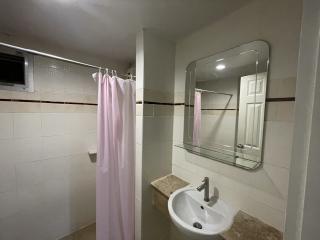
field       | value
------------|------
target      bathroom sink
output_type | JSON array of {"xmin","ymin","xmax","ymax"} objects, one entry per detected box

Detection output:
[{"xmin": 168, "ymin": 186, "xmax": 235, "ymax": 240}]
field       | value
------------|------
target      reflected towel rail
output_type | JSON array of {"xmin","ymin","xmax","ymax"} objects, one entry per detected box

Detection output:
[{"xmin": 195, "ymin": 88, "xmax": 233, "ymax": 96}]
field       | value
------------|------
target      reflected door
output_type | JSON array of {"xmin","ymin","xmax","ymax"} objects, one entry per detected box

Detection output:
[{"xmin": 237, "ymin": 72, "xmax": 266, "ymax": 157}]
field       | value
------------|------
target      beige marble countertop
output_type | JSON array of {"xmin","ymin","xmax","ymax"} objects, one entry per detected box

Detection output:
[
  {"xmin": 151, "ymin": 174, "xmax": 189, "ymax": 198},
  {"xmin": 222, "ymin": 211, "xmax": 283, "ymax": 240}
]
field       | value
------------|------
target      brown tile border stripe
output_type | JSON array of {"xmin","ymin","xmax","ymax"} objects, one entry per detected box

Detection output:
[
  {"xmin": 136, "ymin": 101, "xmax": 184, "ymax": 105},
  {"xmin": 202, "ymin": 108, "xmax": 238, "ymax": 111},
  {"xmin": 0, "ymin": 98, "xmax": 98, "ymax": 106},
  {"xmin": 266, "ymin": 97, "xmax": 295, "ymax": 102},
  {"xmin": 2, "ymin": 97, "xmax": 294, "ymax": 107},
  {"xmin": 136, "ymin": 97, "xmax": 295, "ymax": 106}
]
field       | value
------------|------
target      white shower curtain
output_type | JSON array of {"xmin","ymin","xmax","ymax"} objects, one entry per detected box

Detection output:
[{"xmin": 93, "ymin": 72, "xmax": 135, "ymax": 240}]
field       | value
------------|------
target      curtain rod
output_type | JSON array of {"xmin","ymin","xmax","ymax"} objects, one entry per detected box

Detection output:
[{"xmin": 0, "ymin": 42, "xmax": 135, "ymax": 79}]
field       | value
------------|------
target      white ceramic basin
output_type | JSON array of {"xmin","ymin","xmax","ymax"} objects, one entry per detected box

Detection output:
[{"xmin": 168, "ymin": 186, "xmax": 235, "ymax": 240}]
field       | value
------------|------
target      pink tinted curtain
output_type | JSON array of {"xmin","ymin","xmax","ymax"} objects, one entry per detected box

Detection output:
[
  {"xmin": 93, "ymin": 72, "xmax": 135, "ymax": 240},
  {"xmin": 193, "ymin": 91, "xmax": 201, "ymax": 146}
]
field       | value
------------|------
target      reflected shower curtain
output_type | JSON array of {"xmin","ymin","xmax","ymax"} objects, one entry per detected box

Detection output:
[
  {"xmin": 93, "ymin": 72, "xmax": 135, "ymax": 240},
  {"xmin": 193, "ymin": 91, "xmax": 201, "ymax": 146}
]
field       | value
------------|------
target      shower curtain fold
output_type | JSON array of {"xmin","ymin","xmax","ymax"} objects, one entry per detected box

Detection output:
[{"xmin": 93, "ymin": 72, "xmax": 135, "ymax": 240}]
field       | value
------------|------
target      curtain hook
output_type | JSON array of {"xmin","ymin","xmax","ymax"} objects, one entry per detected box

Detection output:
[
  {"xmin": 114, "ymin": 70, "xmax": 118, "ymax": 77},
  {"xmin": 105, "ymin": 68, "xmax": 109, "ymax": 75}
]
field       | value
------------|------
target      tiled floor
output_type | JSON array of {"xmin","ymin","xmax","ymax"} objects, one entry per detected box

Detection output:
[{"xmin": 60, "ymin": 224, "xmax": 96, "ymax": 240}]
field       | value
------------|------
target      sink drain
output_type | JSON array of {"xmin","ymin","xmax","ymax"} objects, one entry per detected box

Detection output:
[{"xmin": 193, "ymin": 222, "xmax": 202, "ymax": 229}]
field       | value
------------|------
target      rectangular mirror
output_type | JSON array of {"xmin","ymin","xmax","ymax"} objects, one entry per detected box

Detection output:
[{"xmin": 178, "ymin": 40, "xmax": 269, "ymax": 170}]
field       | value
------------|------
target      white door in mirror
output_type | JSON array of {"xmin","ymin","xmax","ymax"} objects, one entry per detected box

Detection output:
[
  {"xmin": 237, "ymin": 72, "xmax": 267, "ymax": 157},
  {"xmin": 168, "ymin": 186, "xmax": 236, "ymax": 240}
]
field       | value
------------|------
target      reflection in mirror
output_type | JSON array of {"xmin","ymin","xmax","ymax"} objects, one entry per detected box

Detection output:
[{"xmin": 179, "ymin": 41, "xmax": 269, "ymax": 170}]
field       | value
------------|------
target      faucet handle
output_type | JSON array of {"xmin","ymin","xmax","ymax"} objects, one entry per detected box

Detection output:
[{"xmin": 202, "ymin": 177, "xmax": 209, "ymax": 183}]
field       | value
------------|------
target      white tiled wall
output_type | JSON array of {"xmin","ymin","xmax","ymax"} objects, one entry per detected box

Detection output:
[
  {"xmin": 0, "ymin": 55, "xmax": 98, "ymax": 103},
  {"xmin": 172, "ymin": 0, "xmax": 301, "ymax": 233},
  {"xmin": 0, "ymin": 56, "xmax": 98, "ymax": 240},
  {"xmin": 134, "ymin": 0, "xmax": 301, "ymax": 237},
  {"xmin": 135, "ymin": 30, "xmax": 176, "ymax": 240}
]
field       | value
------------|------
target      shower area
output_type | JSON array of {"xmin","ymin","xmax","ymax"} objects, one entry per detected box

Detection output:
[{"xmin": 0, "ymin": 43, "xmax": 135, "ymax": 240}]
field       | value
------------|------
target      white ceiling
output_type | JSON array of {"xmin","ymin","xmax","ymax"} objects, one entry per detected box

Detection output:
[{"xmin": 0, "ymin": 0, "xmax": 253, "ymax": 65}]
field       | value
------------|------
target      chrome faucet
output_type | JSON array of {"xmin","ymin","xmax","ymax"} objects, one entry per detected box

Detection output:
[{"xmin": 197, "ymin": 177, "xmax": 210, "ymax": 202}]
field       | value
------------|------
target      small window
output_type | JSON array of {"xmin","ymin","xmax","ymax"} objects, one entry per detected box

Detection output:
[
  {"xmin": 0, "ymin": 47, "xmax": 34, "ymax": 92},
  {"xmin": 0, "ymin": 52, "xmax": 25, "ymax": 85}
]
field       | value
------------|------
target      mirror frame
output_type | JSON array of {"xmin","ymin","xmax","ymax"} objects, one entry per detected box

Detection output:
[{"xmin": 179, "ymin": 40, "xmax": 270, "ymax": 171}]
